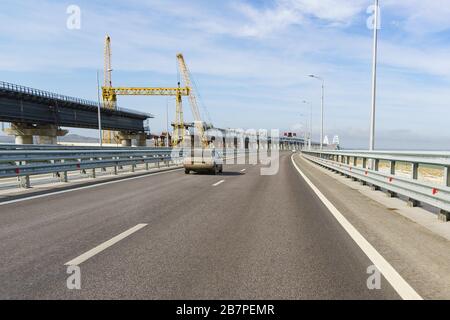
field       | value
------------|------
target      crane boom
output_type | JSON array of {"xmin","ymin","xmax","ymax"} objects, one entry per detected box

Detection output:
[
  {"xmin": 102, "ymin": 87, "xmax": 189, "ymax": 97},
  {"xmin": 176, "ymin": 53, "xmax": 209, "ymax": 148}
]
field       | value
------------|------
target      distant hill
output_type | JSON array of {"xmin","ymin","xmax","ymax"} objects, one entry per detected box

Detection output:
[{"xmin": 59, "ymin": 134, "xmax": 98, "ymax": 143}]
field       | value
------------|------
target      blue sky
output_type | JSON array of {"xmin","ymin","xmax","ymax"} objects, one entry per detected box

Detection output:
[{"xmin": 1, "ymin": 0, "xmax": 450, "ymax": 149}]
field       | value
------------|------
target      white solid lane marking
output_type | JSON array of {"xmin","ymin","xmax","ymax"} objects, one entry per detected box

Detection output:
[
  {"xmin": 212, "ymin": 180, "xmax": 225, "ymax": 187},
  {"xmin": 64, "ymin": 224, "xmax": 148, "ymax": 266},
  {"xmin": 291, "ymin": 154, "xmax": 422, "ymax": 300},
  {"xmin": 240, "ymin": 169, "xmax": 246, "ymax": 172},
  {"xmin": 0, "ymin": 168, "xmax": 183, "ymax": 206}
]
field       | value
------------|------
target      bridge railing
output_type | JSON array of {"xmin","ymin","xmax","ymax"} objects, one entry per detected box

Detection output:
[{"xmin": 302, "ymin": 150, "xmax": 450, "ymax": 218}]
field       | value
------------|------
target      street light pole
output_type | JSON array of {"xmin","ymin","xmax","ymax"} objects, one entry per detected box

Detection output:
[
  {"xmin": 369, "ymin": 0, "xmax": 379, "ymax": 151},
  {"xmin": 308, "ymin": 75, "xmax": 324, "ymax": 150},
  {"xmin": 302, "ymin": 100, "xmax": 312, "ymax": 150}
]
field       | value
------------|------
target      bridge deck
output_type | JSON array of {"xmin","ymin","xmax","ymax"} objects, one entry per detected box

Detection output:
[{"xmin": 0, "ymin": 81, "xmax": 152, "ymax": 132}]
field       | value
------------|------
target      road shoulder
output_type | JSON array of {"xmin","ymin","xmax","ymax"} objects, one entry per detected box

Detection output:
[{"xmin": 293, "ymin": 153, "xmax": 450, "ymax": 300}]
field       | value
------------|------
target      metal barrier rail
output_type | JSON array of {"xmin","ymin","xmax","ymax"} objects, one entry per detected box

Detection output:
[
  {"xmin": 302, "ymin": 150, "xmax": 450, "ymax": 220},
  {"xmin": 0, "ymin": 144, "xmax": 174, "ymax": 151},
  {"xmin": 0, "ymin": 148, "xmax": 179, "ymax": 188},
  {"xmin": 0, "ymin": 147, "xmax": 255, "ymax": 189}
]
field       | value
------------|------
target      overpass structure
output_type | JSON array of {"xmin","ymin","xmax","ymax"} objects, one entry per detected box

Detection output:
[{"xmin": 0, "ymin": 81, "xmax": 152, "ymax": 145}]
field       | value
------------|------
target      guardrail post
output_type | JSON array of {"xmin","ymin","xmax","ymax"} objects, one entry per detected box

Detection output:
[
  {"xmin": 362, "ymin": 158, "xmax": 367, "ymax": 169},
  {"xmin": 375, "ymin": 159, "xmax": 379, "ymax": 171},
  {"xmin": 19, "ymin": 175, "xmax": 31, "ymax": 189},
  {"xmin": 370, "ymin": 159, "xmax": 380, "ymax": 190},
  {"xmin": 438, "ymin": 210, "xmax": 450, "ymax": 222},
  {"xmin": 59, "ymin": 171, "xmax": 68, "ymax": 183},
  {"xmin": 145, "ymin": 162, "xmax": 149, "ymax": 170},
  {"xmin": 390, "ymin": 160, "xmax": 396, "ymax": 175},
  {"xmin": 444, "ymin": 166, "xmax": 450, "ymax": 187},
  {"xmin": 91, "ymin": 168, "xmax": 96, "ymax": 179},
  {"xmin": 411, "ymin": 163, "xmax": 419, "ymax": 180}
]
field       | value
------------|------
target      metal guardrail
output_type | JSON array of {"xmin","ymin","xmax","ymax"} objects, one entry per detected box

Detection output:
[
  {"xmin": 0, "ymin": 148, "xmax": 179, "ymax": 188},
  {"xmin": 0, "ymin": 146, "xmax": 255, "ymax": 189},
  {"xmin": 0, "ymin": 81, "xmax": 153, "ymax": 118},
  {"xmin": 0, "ymin": 144, "xmax": 170, "ymax": 151},
  {"xmin": 302, "ymin": 150, "xmax": 450, "ymax": 220}
]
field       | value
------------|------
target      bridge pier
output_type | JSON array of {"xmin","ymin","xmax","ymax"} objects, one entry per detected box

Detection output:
[
  {"xmin": 5, "ymin": 123, "xmax": 67, "ymax": 145},
  {"xmin": 117, "ymin": 131, "xmax": 147, "ymax": 147}
]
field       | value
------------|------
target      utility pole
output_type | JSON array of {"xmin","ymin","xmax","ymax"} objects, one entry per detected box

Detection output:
[
  {"xmin": 369, "ymin": 0, "xmax": 379, "ymax": 151},
  {"xmin": 96, "ymin": 70, "xmax": 103, "ymax": 147}
]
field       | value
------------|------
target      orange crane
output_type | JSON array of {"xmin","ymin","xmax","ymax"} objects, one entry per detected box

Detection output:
[
  {"xmin": 176, "ymin": 53, "xmax": 210, "ymax": 148},
  {"xmin": 101, "ymin": 35, "xmax": 189, "ymax": 146}
]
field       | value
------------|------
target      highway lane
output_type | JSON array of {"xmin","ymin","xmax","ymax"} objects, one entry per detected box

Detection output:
[{"xmin": 0, "ymin": 152, "xmax": 400, "ymax": 299}]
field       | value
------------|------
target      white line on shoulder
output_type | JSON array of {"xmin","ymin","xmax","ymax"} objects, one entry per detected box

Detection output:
[{"xmin": 291, "ymin": 154, "xmax": 422, "ymax": 300}]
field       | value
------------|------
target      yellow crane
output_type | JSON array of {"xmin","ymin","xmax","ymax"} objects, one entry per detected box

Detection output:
[
  {"xmin": 176, "ymin": 53, "xmax": 210, "ymax": 148},
  {"xmin": 101, "ymin": 35, "xmax": 189, "ymax": 146}
]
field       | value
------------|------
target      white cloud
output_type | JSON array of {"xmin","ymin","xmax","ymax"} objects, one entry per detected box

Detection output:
[
  {"xmin": 284, "ymin": 0, "xmax": 367, "ymax": 23},
  {"xmin": 383, "ymin": 0, "xmax": 450, "ymax": 35}
]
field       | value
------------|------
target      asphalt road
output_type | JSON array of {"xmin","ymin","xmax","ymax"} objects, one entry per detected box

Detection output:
[{"xmin": 0, "ymin": 152, "xmax": 400, "ymax": 299}]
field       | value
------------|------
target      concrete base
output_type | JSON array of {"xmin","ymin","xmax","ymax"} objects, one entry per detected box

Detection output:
[
  {"xmin": 407, "ymin": 198, "xmax": 420, "ymax": 208},
  {"xmin": 386, "ymin": 191, "xmax": 398, "ymax": 198},
  {"xmin": 438, "ymin": 210, "xmax": 450, "ymax": 222},
  {"xmin": 117, "ymin": 131, "xmax": 147, "ymax": 147}
]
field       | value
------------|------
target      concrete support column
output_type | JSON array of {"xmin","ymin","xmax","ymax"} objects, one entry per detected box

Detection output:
[
  {"xmin": 5, "ymin": 123, "xmax": 67, "ymax": 145},
  {"xmin": 133, "ymin": 133, "xmax": 147, "ymax": 147},
  {"xmin": 121, "ymin": 139, "xmax": 132, "ymax": 147},
  {"xmin": 15, "ymin": 135, "xmax": 33, "ymax": 145}
]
